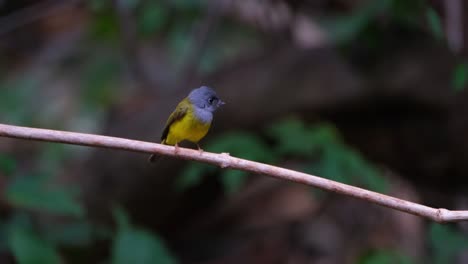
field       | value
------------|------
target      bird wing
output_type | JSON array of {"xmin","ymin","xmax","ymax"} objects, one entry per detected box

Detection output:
[{"xmin": 161, "ymin": 99, "xmax": 190, "ymax": 142}]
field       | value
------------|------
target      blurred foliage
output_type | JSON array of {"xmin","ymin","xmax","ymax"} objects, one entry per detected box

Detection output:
[
  {"xmin": 0, "ymin": 0, "xmax": 467, "ymax": 262},
  {"xmin": 179, "ymin": 118, "xmax": 387, "ymax": 193},
  {"xmin": 0, "ymin": 157, "xmax": 175, "ymax": 263},
  {"xmin": 269, "ymin": 119, "xmax": 387, "ymax": 192},
  {"xmin": 453, "ymin": 62, "xmax": 468, "ymax": 91},
  {"xmin": 80, "ymin": 53, "xmax": 121, "ymax": 110},
  {"xmin": 425, "ymin": 7, "xmax": 444, "ymax": 40},
  {"xmin": 323, "ymin": 0, "xmax": 393, "ymax": 44},
  {"xmin": 0, "ymin": 78, "xmax": 39, "ymax": 126},
  {"xmin": 0, "ymin": 153, "xmax": 16, "ymax": 176},
  {"xmin": 429, "ymin": 223, "xmax": 468, "ymax": 264},
  {"xmin": 112, "ymin": 207, "xmax": 177, "ymax": 264},
  {"xmin": 178, "ymin": 132, "xmax": 274, "ymax": 193},
  {"xmin": 359, "ymin": 249, "xmax": 413, "ymax": 264},
  {"xmin": 9, "ymin": 224, "xmax": 61, "ymax": 264},
  {"xmin": 137, "ymin": 2, "xmax": 168, "ymax": 36},
  {"xmin": 6, "ymin": 174, "xmax": 83, "ymax": 217}
]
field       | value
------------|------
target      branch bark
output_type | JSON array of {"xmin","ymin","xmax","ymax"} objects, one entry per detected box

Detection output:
[{"xmin": 0, "ymin": 123, "xmax": 466, "ymax": 223}]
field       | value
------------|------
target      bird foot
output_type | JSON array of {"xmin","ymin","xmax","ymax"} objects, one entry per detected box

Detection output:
[{"xmin": 196, "ymin": 144, "xmax": 204, "ymax": 154}]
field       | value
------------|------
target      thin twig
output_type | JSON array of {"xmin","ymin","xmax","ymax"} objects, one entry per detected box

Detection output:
[{"xmin": 0, "ymin": 123, "xmax": 467, "ymax": 223}]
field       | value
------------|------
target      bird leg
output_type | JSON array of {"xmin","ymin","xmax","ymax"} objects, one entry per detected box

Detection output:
[
  {"xmin": 174, "ymin": 143, "xmax": 180, "ymax": 154},
  {"xmin": 196, "ymin": 143, "xmax": 204, "ymax": 154}
]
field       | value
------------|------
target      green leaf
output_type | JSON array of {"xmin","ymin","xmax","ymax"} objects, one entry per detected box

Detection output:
[
  {"xmin": 389, "ymin": 0, "xmax": 426, "ymax": 26},
  {"xmin": 89, "ymin": 10, "xmax": 119, "ymax": 40},
  {"xmin": 112, "ymin": 208, "xmax": 177, "ymax": 264},
  {"xmin": 45, "ymin": 221, "xmax": 94, "ymax": 247},
  {"xmin": 88, "ymin": 0, "xmax": 110, "ymax": 12},
  {"xmin": 82, "ymin": 56, "xmax": 120, "ymax": 108},
  {"xmin": 207, "ymin": 132, "xmax": 275, "ymax": 162},
  {"xmin": 176, "ymin": 163, "xmax": 214, "ymax": 190},
  {"xmin": 270, "ymin": 119, "xmax": 387, "ymax": 192},
  {"xmin": 453, "ymin": 63, "xmax": 468, "ymax": 91},
  {"xmin": 268, "ymin": 119, "xmax": 343, "ymax": 156},
  {"xmin": 0, "ymin": 78, "xmax": 37, "ymax": 125},
  {"xmin": 430, "ymin": 223, "xmax": 468, "ymax": 264},
  {"xmin": 0, "ymin": 220, "xmax": 7, "ymax": 251},
  {"xmin": 6, "ymin": 175, "xmax": 84, "ymax": 217},
  {"xmin": 359, "ymin": 249, "xmax": 413, "ymax": 264},
  {"xmin": 0, "ymin": 154, "xmax": 16, "ymax": 176},
  {"xmin": 268, "ymin": 118, "xmax": 319, "ymax": 156},
  {"xmin": 37, "ymin": 144, "xmax": 68, "ymax": 175},
  {"xmin": 426, "ymin": 8, "xmax": 444, "ymax": 40},
  {"xmin": 9, "ymin": 226, "xmax": 61, "ymax": 264},
  {"xmin": 138, "ymin": 2, "xmax": 168, "ymax": 35},
  {"xmin": 221, "ymin": 170, "xmax": 248, "ymax": 194},
  {"xmin": 178, "ymin": 132, "xmax": 273, "ymax": 192},
  {"xmin": 322, "ymin": 0, "xmax": 393, "ymax": 44}
]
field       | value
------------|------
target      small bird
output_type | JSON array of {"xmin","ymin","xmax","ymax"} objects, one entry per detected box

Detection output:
[{"xmin": 149, "ymin": 86, "xmax": 225, "ymax": 162}]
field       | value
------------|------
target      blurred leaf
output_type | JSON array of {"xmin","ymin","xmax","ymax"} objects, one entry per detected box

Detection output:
[
  {"xmin": 359, "ymin": 249, "xmax": 413, "ymax": 264},
  {"xmin": 430, "ymin": 223, "xmax": 468, "ymax": 264},
  {"xmin": 112, "ymin": 208, "xmax": 177, "ymax": 264},
  {"xmin": 0, "ymin": 154, "xmax": 16, "ymax": 176},
  {"xmin": 310, "ymin": 143, "xmax": 387, "ymax": 192},
  {"xmin": 453, "ymin": 62, "xmax": 468, "ymax": 91},
  {"xmin": 9, "ymin": 225, "xmax": 61, "ymax": 264},
  {"xmin": 90, "ymin": 10, "xmax": 119, "ymax": 40},
  {"xmin": 269, "ymin": 119, "xmax": 343, "ymax": 156},
  {"xmin": 179, "ymin": 132, "xmax": 274, "ymax": 192},
  {"xmin": 199, "ymin": 24, "xmax": 260, "ymax": 74},
  {"xmin": 45, "ymin": 221, "xmax": 94, "ymax": 247},
  {"xmin": 88, "ymin": 0, "xmax": 110, "ymax": 12},
  {"xmin": 0, "ymin": 221, "xmax": 7, "ymax": 251},
  {"xmin": 0, "ymin": 78, "xmax": 37, "ymax": 125},
  {"xmin": 207, "ymin": 132, "xmax": 275, "ymax": 162},
  {"xmin": 389, "ymin": 0, "xmax": 426, "ymax": 26},
  {"xmin": 176, "ymin": 163, "xmax": 215, "ymax": 191},
  {"xmin": 270, "ymin": 119, "xmax": 387, "ymax": 192},
  {"xmin": 6, "ymin": 175, "xmax": 84, "ymax": 217},
  {"xmin": 221, "ymin": 170, "xmax": 248, "ymax": 194},
  {"xmin": 426, "ymin": 8, "xmax": 444, "ymax": 40},
  {"xmin": 167, "ymin": 21, "xmax": 192, "ymax": 66},
  {"xmin": 323, "ymin": 0, "xmax": 393, "ymax": 43},
  {"xmin": 82, "ymin": 55, "xmax": 120, "ymax": 109},
  {"xmin": 37, "ymin": 144, "xmax": 68, "ymax": 175},
  {"xmin": 138, "ymin": 2, "xmax": 168, "ymax": 36},
  {"xmin": 268, "ymin": 118, "xmax": 324, "ymax": 156}
]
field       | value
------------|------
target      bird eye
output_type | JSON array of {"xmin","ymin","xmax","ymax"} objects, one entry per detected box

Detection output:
[{"xmin": 208, "ymin": 97, "xmax": 215, "ymax": 104}]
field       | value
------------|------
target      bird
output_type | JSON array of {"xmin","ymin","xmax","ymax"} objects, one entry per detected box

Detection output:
[{"xmin": 148, "ymin": 86, "xmax": 225, "ymax": 162}]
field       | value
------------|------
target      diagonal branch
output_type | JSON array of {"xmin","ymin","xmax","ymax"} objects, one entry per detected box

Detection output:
[{"xmin": 0, "ymin": 123, "xmax": 467, "ymax": 223}]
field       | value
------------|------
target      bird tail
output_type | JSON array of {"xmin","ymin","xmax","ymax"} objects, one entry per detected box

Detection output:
[
  {"xmin": 148, "ymin": 153, "xmax": 160, "ymax": 163},
  {"xmin": 148, "ymin": 139, "xmax": 166, "ymax": 163}
]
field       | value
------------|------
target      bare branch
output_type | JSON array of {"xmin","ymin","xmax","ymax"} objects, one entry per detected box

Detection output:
[{"xmin": 0, "ymin": 123, "xmax": 467, "ymax": 223}]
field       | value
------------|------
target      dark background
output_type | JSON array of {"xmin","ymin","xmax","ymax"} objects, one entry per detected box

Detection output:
[{"xmin": 0, "ymin": 0, "xmax": 468, "ymax": 263}]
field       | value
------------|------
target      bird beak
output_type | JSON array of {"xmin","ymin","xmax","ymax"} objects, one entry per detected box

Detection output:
[{"xmin": 218, "ymin": 100, "xmax": 226, "ymax": 107}]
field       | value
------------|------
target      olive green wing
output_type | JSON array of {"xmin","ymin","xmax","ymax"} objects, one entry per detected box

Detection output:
[{"xmin": 161, "ymin": 99, "xmax": 190, "ymax": 143}]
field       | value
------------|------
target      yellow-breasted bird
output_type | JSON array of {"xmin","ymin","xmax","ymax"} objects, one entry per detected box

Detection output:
[{"xmin": 148, "ymin": 86, "xmax": 225, "ymax": 162}]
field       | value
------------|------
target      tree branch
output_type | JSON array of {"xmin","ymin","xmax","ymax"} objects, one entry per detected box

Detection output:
[{"xmin": 0, "ymin": 123, "xmax": 466, "ymax": 223}]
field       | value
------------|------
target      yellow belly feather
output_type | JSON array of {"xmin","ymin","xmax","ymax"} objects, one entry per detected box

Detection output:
[{"xmin": 165, "ymin": 110, "xmax": 210, "ymax": 145}]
